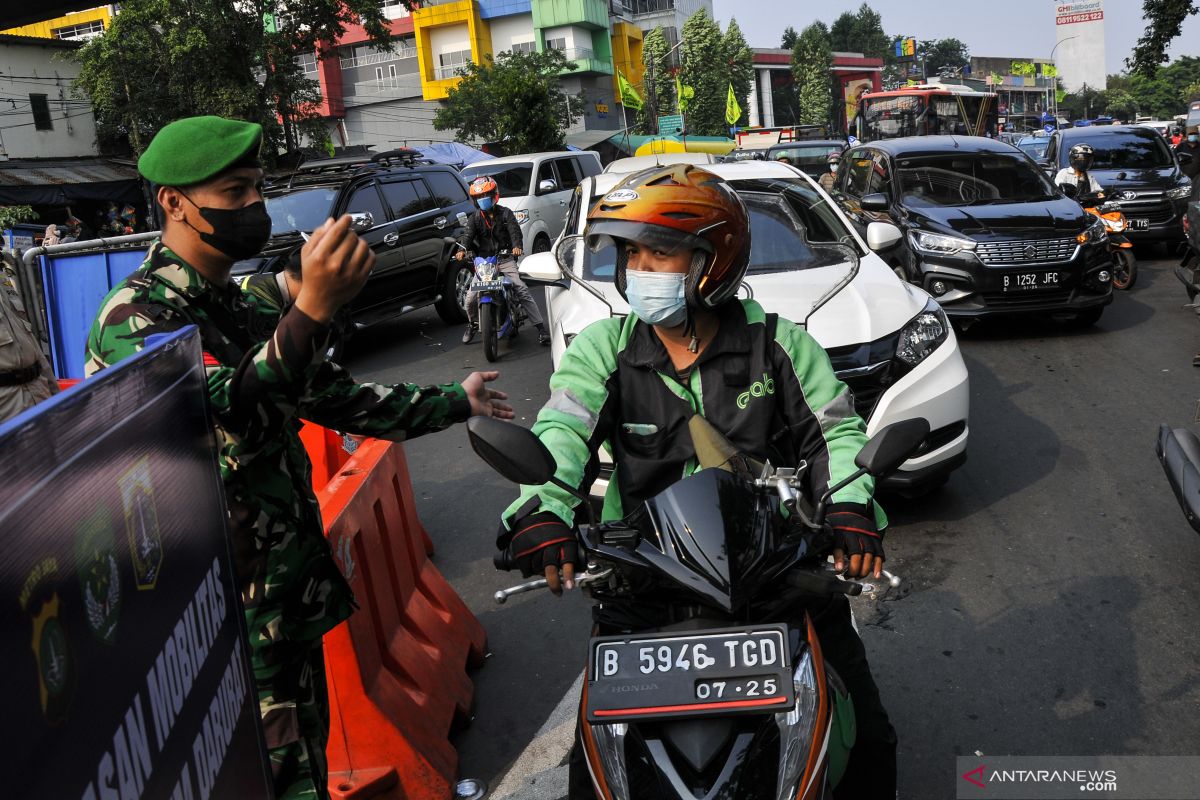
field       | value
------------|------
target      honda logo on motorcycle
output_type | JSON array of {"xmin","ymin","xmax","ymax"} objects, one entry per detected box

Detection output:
[{"xmin": 1117, "ymin": 190, "xmax": 1139, "ymax": 201}]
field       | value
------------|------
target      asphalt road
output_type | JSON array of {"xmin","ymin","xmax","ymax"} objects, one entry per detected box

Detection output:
[{"xmin": 343, "ymin": 249, "xmax": 1200, "ymax": 799}]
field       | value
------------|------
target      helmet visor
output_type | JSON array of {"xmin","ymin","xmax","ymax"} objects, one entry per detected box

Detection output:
[{"xmin": 584, "ymin": 219, "xmax": 713, "ymax": 257}]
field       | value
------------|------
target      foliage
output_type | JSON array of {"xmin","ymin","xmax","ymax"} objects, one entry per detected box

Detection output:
[
  {"xmin": 791, "ymin": 23, "xmax": 832, "ymax": 127},
  {"xmin": 72, "ymin": 0, "xmax": 397, "ymax": 161},
  {"xmin": 1060, "ymin": 56, "xmax": 1200, "ymax": 121},
  {"xmin": 679, "ymin": 9, "xmax": 729, "ymax": 136},
  {"xmin": 722, "ymin": 18, "xmax": 754, "ymax": 128},
  {"xmin": 1128, "ymin": 0, "xmax": 1199, "ymax": 76},
  {"xmin": 0, "ymin": 206, "xmax": 36, "ymax": 230},
  {"xmin": 829, "ymin": 4, "xmax": 890, "ymax": 59},
  {"xmin": 921, "ymin": 38, "xmax": 970, "ymax": 76},
  {"xmin": 433, "ymin": 49, "xmax": 584, "ymax": 152},
  {"xmin": 638, "ymin": 26, "xmax": 673, "ymax": 135},
  {"xmin": 780, "ymin": 26, "xmax": 799, "ymax": 51},
  {"xmin": 1104, "ymin": 89, "xmax": 1139, "ymax": 120}
]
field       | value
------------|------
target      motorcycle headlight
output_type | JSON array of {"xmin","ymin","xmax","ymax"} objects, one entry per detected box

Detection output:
[
  {"xmin": 909, "ymin": 231, "xmax": 977, "ymax": 256},
  {"xmin": 896, "ymin": 299, "xmax": 949, "ymax": 367},
  {"xmin": 774, "ymin": 647, "xmax": 820, "ymax": 800},
  {"xmin": 1166, "ymin": 182, "xmax": 1192, "ymax": 200},
  {"xmin": 514, "ymin": 209, "xmax": 530, "ymax": 224}
]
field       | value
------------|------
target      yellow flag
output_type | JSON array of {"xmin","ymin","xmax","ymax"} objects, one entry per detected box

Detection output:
[
  {"xmin": 675, "ymin": 74, "xmax": 694, "ymax": 113},
  {"xmin": 617, "ymin": 70, "xmax": 642, "ymax": 111},
  {"xmin": 725, "ymin": 83, "xmax": 742, "ymax": 126}
]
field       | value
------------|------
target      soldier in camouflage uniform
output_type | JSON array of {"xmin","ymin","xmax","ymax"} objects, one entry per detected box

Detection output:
[{"xmin": 85, "ymin": 116, "xmax": 515, "ymax": 799}]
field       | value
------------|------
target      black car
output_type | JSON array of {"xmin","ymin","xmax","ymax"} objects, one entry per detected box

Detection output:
[
  {"xmin": 232, "ymin": 149, "xmax": 477, "ymax": 340},
  {"xmin": 834, "ymin": 136, "xmax": 1112, "ymax": 324},
  {"xmin": 765, "ymin": 140, "xmax": 846, "ymax": 180},
  {"xmin": 1038, "ymin": 125, "xmax": 1193, "ymax": 243}
]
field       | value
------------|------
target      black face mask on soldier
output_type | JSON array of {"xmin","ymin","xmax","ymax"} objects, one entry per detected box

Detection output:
[{"xmin": 179, "ymin": 193, "xmax": 272, "ymax": 260}]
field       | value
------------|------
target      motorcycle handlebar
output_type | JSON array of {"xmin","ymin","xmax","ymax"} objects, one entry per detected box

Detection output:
[{"xmin": 494, "ymin": 549, "xmax": 515, "ymax": 571}]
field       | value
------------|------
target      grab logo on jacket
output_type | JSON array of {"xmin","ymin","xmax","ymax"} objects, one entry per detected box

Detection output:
[{"xmin": 737, "ymin": 373, "xmax": 776, "ymax": 409}]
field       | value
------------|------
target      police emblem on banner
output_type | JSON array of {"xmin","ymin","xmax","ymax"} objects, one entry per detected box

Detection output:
[
  {"xmin": 74, "ymin": 506, "xmax": 121, "ymax": 644},
  {"xmin": 119, "ymin": 458, "xmax": 163, "ymax": 590},
  {"xmin": 20, "ymin": 557, "xmax": 76, "ymax": 724}
]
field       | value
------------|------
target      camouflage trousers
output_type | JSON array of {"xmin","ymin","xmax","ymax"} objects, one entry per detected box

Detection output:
[{"xmin": 257, "ymin": 639, "xmax": 330, "ymax": 800}]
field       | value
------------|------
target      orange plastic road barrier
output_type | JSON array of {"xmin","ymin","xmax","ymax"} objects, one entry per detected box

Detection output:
[{"xmin": 319, "ymin": 438, "xmax": 487, "ymax": 800}]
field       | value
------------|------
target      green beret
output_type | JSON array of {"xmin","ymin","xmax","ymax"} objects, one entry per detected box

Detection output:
[{"xmin": 138, "ymin": 116, "xmax": 263, "ymax": 186}]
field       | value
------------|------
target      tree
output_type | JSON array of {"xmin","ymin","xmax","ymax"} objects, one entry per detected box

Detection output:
[
  {"xmin": 781, "ymin": 26, "xmax": 799, "ymax": 51},
  {"xmin": 829, "ymin": 13, "xmax": 857, "ymax": 53},
  {"xmin": 1105, "ymin": 89, "xmax": 1139, "ymax": 120},
  {"xmin": 639, "ymin": 26, "xmax": 673, "ymax": 135},
  {"xmin": 792, "ymin": 22, "xmax": 832, "ymax": 127},
  {"xmin": 0, "ymin": 206, "xmax": 36, "ymax": 230},
  {"xmin": 830, "ymin": 4, "xmax": 890, "ymax": 59},
  {"xmin": 722, "ymin": 18, "xmax": 754, "ymax": 128},
  {"xmin": 433, "ymin": 49, "xmax": 584, "ymax": 152},
  {"xmin": 1128, "ymin": 0, "xmax": 1199, "ymax": 76},
  {"xmin": 73, "ymin": 0, "xmax": 396, "ymax": 160},
  {"xmin": 679, "ymin": 9, "xmax": 728, "ymax": 136},
  {"xmin": 921, "ymin": 38, "xmax": 970, "ymax": 76}
]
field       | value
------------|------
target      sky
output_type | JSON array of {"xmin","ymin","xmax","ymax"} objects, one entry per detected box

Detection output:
[{"xmin": 712, "ymin": 0, "xmax": 1200, "ymax": 76}]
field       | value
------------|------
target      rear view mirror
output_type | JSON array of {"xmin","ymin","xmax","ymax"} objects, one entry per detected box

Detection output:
[
  {"xmin": 866, "ymin": 222, "xmax": 902, "ymax": 252},
  {"xmin": 860, "ymin": 193, "xmax": 889, "ymax": 212},
  {"xmin": 854, "ymin": 418, "xmax": 931, "ymax": 477},
  {"xmin": 1059, "ymin": 183, "xmax": 1079, "ymax": 199},
  {"xmin": 349, "ymin": 212, "xmax": 374, "ymax": 232},
  {"xmin": 1178, "ymin": 152, "xmax": 1194, "ymax": 166},
  {"xmin": 467, "ymin": 417, "xmax": 557, "ymax": 486},
  {"xmin": 519, "ymin": 251, "xmax": 565, "ymax": 285},
  {"xmin": 538, "ymin": 179, "xmax": 559, "ymax": 194},
  {"xmin": 553, "ymin": 234, "xmax": 584, "ymax": 279}
]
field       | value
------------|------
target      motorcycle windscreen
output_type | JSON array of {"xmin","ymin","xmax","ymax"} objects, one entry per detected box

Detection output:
[{"xmin": 637, "ymin": 468, "xmax": 779, "ymax": 612}]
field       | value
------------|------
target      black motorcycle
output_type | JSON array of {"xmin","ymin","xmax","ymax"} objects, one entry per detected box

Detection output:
[{"xmin": 468, "ymin": 415, "xmax": 928, "ymax": 799}]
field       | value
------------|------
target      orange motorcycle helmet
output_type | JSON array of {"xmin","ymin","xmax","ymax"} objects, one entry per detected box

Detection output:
[{"xmin": 585, "ymin": 165, "xmax": 751, "ymax": 309}]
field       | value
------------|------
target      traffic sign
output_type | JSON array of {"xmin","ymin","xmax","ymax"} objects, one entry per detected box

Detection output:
[{"xmin": 657, "ymin": 114, "xmax": 684, "ymax": 135}]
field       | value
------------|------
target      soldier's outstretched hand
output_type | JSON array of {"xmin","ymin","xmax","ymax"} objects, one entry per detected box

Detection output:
[{"xmin": 462, "ymin": 371, "xmax": 514, "ymax": 420}]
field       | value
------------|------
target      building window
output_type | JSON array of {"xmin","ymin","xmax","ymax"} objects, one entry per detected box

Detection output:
[
  {"xmin": 388, "ymin": 64, "xmax": 398, "ymax": 80},
  {"xmin": 295, "ymin": 52, "xmax": 318, "ymax": 75},
  {"xmin": 630, "ymin": 0, "xmax": 675, "ymax": 13},
  {"xmin": 509, "ymin": 40, "xmax": 537, "ymax": 55},
  {"xmin": 546, "ymin": 37, "xmax": 567, "ymax": 51},
  {"xmin": 51, "ymin": 19, "xmax": 105, "ymax": 40},
  {"xmin": 437, "ymin": 49, "xmax": 473, "ymax": 80},
  {"xmin": 29, "ymin": 94, "xmax": 52, "ymax": 131}
]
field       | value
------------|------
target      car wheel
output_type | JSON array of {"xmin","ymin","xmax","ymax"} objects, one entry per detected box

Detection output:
[
  {"xmin": 532, "ymin": 234, "xmax": 551, "ymax": 253},
  {"xmin": 435, "ymin": 260, "xmax": 474, "ymax": 324}
]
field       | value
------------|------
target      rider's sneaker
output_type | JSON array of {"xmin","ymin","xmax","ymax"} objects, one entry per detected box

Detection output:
[
  {"xmin": 537, "ymin": 327, "xmax": 551, "ymax": 346},
  {"xmin": 462, "ymin": 324, "xmax": 477, "ymax": 344}
]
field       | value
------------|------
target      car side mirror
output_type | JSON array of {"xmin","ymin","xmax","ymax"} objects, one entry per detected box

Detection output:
[
  {"xmin": 854, "ymin": 418, "xmax": 931, "ymax": 477},
  {"xmin": 538, "ymin": 178, "xmax": 559, "ymax": 195},
  {"xmin": 518, "ymin": 251, "xmax": 567, "ymax": 286},
  {"xmin": 860, "ymin": 193, "xmax": 889, "ymax": 212},
  {"xmin": 553, "ymin": 234, "xmax": 584, "ymax": 279},
  {"xmin": 866, "ymin": 221, "xmax": 903, "ymax": 252},
  {"xmin": 349, "ymin": 212, "xmax": 374, "ymax": 232},
  {"xmin": 467, "ymin": 416, "xmax": 557, "ymax": 485},
  {"xmin": 1059, "ymin": 183, "xmax": 1079, "ymax": 199},
  {"xmin": 1178, "ymin": 152, "xmax": 1194, "ymax": 166}
]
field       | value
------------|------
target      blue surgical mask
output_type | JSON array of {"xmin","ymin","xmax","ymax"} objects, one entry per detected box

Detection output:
[
  {"xmin": 477, "ymin": 196, "xmax": 495, "ymax": 211},
  {"xmin": 1190, "ymin": 134, "xmax": 1198, "ymax": 143},
  {"xmin": 625, "ymin": 269, "xmax": 688, "ymax": 327}
]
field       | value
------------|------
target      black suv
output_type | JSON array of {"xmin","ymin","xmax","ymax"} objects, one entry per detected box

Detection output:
[
  {"xmin": 1038, "ymin": 125, "xmax": 1193, "ymax": 243},
  {"xmin": 233, "ymin": 149, "xmax": 477, "ymax": 337},
  {"xmin": 834, "ymin": 136, "xmax": 1112, "ymax": 324}
]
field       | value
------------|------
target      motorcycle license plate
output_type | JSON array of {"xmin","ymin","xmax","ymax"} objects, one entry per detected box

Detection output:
[
  {"xmin": 1128, "ymin": 217, "xmax": 1149, "ymax": 230},
  {"xmin": 585, "ymin": 624, "xmax": 794, "ymax": 723},
  {"xmin": 474, "ymin": 280, "xmax": 504, "ymax": 292},
  {"xmin": 1002, "ymin": 271, "xmax": 1060, "ymax": 292}
]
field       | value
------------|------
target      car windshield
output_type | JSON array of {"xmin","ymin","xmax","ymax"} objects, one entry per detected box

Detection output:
[
  {"xmin": 265, "ymin": 187, "xmax": 337, "ymax": 235},
  {"xmin": 770, "ymin": 145, "xmax": 843, "ymax": 169},
  {"xmin": 1018, "ymin": 139, "xmax": 1049, "ymax": 159},
  {"xmin": 896, "ymin": 152, "xmax": 1057, "ymax": 207},
  {"xmin": 1059, "ymin": 131, "xmax": 1173, "ymax": 169},
  {"xmin": 582, "ymin": 177, "xmax": 854, "ymax": 280},
  {"xmin": 461, "ymin": 162, "xmax": 533, "ymax": 199}
]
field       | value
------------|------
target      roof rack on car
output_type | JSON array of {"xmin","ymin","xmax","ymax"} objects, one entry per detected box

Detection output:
[{"xmin": 272, "ymin": 147, "xmax": 439, "ymax": 191}]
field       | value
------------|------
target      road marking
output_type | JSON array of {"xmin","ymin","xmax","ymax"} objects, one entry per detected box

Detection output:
[{"xmin": 489, "ymin": 672, "xmax": 582, "ymax": 799}]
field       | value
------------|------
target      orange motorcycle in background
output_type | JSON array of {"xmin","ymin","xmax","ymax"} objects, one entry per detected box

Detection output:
[{"xmin": 1085, "ymin": 201, "xmax": 1137, "ymax": 290}]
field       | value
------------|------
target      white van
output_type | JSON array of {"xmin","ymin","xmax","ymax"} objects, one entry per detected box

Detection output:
[{"xmin": 461, "ymin": 151, "xmax": 603, "ymax": 253}]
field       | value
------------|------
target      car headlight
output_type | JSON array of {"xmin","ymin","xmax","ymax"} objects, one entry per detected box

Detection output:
[
  {"xmin": 514, "ymin": 210, "xmax": 530, "ymax": 224},
  {"xmin": 1166, "ymin": 182, "xmax": 1192, "ymax": 200},
  {"xmin": 773, "ymin": 646, "xmax": 820, "ymax": 800},
  {"xmin": 1078, "ymin": 216, "xmax": 1107, "ymax": 243},
  {"xmin": 896, "ymin": 299, "xmax": 949, "ymax": 367},
  {"xmin": 909, "ymin": 230, "xmax": 977, "ymax": 256}
]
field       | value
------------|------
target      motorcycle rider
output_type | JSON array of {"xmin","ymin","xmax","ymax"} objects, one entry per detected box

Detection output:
[
  {"xmin": 1055, "ymin": 143, "xmax": 1105, "ymax": 204},
  {"xmin": 1175, "ymin": 127, "xmax": 1200, "ymax": 183},
  {"xmin": 819, "ymin": 150, "xmax": 841, "ymax": 192},
  {"xmin": 458, "ymin": 176, "xmax": 550, "ymax": 345},
  {"xmin": 496, "ymin": 165, "xmax": 897, "ymax": 798}
]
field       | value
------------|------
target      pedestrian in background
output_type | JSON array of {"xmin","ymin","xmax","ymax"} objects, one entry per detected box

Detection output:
[{"xmin": 0, "ymin": 253, "xmax": 57, "ymax": 423}]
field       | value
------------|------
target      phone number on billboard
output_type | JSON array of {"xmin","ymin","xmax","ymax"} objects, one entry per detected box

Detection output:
[{"xmin": 1056, "ymin": 11, "xmax": 1104, "ymax": 24}]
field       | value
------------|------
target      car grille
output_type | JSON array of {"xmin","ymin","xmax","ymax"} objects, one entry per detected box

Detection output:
[
  {"xmin": 975, "ymin": 238, "xmax": 1078, "ymax": 266},
  {"xmin": 980, "ymin": 289, "xmax": 1073, "ymax": 308},
  {"xmin": 1121, "ymin": 201, "xmax": 1175, "ymax": 224}
]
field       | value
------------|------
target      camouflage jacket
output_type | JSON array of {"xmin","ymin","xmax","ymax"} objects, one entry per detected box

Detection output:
[{"xmin": 86, "ymin": 242, "xmax": 470, "ymax": 672}]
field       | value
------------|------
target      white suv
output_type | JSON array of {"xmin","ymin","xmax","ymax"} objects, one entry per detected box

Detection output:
[
  {"xmin": 520, "ymin": 160, "xmax": 970, "ymax": 497},
  {"xmin": 461, "ymin": 151, "xmax": 603, "ymax": 254}
]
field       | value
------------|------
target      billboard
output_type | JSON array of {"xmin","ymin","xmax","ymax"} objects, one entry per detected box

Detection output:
[
  {"xmin": 1054, "ymin": 0, "xmax": 1107, "ymax": 93},
  {"xmin": 0, "ymin": 327, "xmax": 274, "ymax": 799}
]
